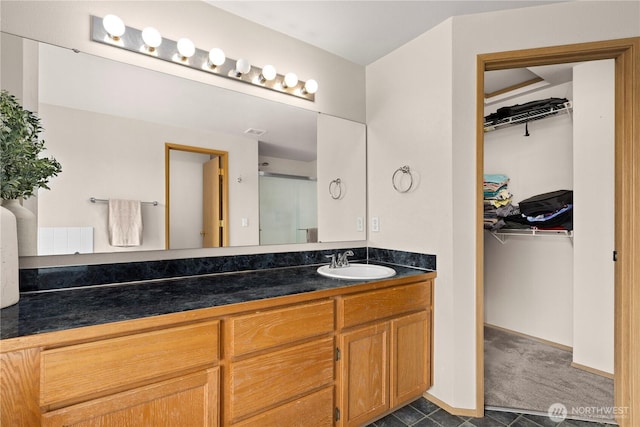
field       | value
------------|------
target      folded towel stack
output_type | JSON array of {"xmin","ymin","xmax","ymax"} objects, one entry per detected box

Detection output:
[
  {"xmin": 483, "ymin": 174, "xmax": 514, "ymax": 230},
  {"xmin": 108, "ymin": 199, "xmax": 143, "ymax": 247}
]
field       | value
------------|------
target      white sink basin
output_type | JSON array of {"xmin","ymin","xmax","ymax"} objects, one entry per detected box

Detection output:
[{"xmin": 317, "ymin": 263, "xmax": 396, "ymax": 280}]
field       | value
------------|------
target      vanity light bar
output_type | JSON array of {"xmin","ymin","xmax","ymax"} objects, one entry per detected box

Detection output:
[{"xmin": 90, "ymin": 15, "xmax": 317, "ymax": 101}]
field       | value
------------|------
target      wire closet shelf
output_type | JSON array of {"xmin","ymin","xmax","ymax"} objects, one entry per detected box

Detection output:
[{"xmin": 484, "ymin": 101, "xmax": 573, "ymax": 132}]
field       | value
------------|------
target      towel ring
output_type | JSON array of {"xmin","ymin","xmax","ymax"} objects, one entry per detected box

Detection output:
[
  {"xmin": 329, "ymin": 178, "xmax": 343, "ymax": 200},
  {"xmin": 392, "ymin": 166, "xmax": 414, "ymax": 193}
]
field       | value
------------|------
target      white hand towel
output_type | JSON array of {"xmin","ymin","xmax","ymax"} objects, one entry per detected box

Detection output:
[
  {"xmin": 306, "ymin": 227, "xmax": 318, "ymax": 243},
  {"xmin": 108, "ymin": 199, "xmax": 143, "ymax": 247}
]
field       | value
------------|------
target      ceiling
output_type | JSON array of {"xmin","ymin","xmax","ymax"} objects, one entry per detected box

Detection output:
[
  {"xmin": 207, "ymin": 1, "xmax": 574, "ymax": 108},
  {"xmin": 207, "ymin": 1, "xmax": 567, "ymax": 66},
  {"xmin": 484, "ymin": 62, "xmax": 576, "ymax": 105}
]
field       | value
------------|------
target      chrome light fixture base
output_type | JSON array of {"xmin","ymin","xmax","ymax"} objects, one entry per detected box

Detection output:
[{"xmin": 90, "ymin": 15, "xmax": 315, "ymax": 101}]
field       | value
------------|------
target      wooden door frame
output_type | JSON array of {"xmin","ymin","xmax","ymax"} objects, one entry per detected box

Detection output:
[
  {"xmin": 476, "ymin": 37, "xmax": 640, "ymax": 426},
  {"xmin": 165, "ymin": 143, "xmax": 230, "ymax": 249}
]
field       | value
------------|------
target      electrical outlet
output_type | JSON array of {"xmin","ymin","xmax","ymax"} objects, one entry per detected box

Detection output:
[
  {"xmin": 241, "ymin": 218, "xmax": 249, "ymax": 227},
  {"xmin": 356, "ymin": 217, "xmax": 364, "ymax": 232},
  {"xmin": 371, "ymin": 217, "xmax": 380, "ymax": 232}
]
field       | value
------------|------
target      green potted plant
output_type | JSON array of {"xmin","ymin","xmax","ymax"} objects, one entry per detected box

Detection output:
[{"xmin": 1, "ymin": 89, "xmax": 61, "ymax": 256}]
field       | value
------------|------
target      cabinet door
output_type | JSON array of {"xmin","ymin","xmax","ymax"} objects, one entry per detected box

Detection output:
[
  {"xmin": 339, "ymin": 322, "xmax": 390, "ymax": 427},
  {"xmin": 391, "ymin": 311, "xmax": 431, "ymax": 407},
  {"xmin": 41, "ymin": 368, "xmax": 218, "ymax": 427}
]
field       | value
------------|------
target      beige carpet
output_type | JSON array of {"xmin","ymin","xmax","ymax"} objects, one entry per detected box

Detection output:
[{"xmin": 484, "ymin": 326, "xmax": 615, "ymax": 424}]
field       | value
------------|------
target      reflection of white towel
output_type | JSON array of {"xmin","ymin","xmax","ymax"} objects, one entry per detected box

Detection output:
[
  {"xmin": 108, "ymin": 199, "xmax": 142, "ymax": 246},
  {"xmin": 306, "ymin": 227, "xmax": 318, "ymax": 243}
]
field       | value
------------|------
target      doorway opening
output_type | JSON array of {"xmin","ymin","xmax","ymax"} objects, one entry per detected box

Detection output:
[
  {"xmin": 475, "ymin": 38, "xmax": 640, "ymax": 427},
  {"xmin": 165, "ymin": 143, "xmax": 229, "ymax": 249},
  {"xmin": 482, "ymin": 60, "xmax": 615, "ymax": 421}
]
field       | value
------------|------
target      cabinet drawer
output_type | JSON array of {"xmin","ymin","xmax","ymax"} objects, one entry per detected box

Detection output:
[
  {"xmin": 340, "ymin": 282, "xmax": 431, "ymax": 329},
  {"xmin": 226, "ymin": 299, "xmax": 334, "ymax": 357},
  {"xmin": 228, "ymin": 336, "xmax": 334, "ymax": 422},
  {"xmin": 41, "ymin": 320, "xmax": 219, "ymax": 407},
  {"xmin": 42, "ymin": 368, "xmax": 219, "ymax": 427},
  {"xmin": 232, "ymin": 386, "xmax": 334, "ymax": 427}
]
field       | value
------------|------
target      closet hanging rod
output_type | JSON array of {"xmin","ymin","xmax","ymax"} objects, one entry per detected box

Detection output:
[{"xmin": 90, "ymin": 197, "xmax": 158, "ymax": 206}]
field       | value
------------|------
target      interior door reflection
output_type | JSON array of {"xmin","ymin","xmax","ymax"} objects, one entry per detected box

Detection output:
[{"xmin": 166, "ymin": 143, "xmax": 229, "ymax": 249}]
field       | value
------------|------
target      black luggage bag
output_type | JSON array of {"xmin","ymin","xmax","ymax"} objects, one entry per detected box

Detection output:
[{"xmin": 518, "ymin": 190, "xmax": 573, "ymax": 216}]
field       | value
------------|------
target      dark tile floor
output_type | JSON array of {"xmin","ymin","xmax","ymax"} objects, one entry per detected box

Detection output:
[{"xmin": 366, "ymin": 398, "xmax": 614, "ymax": 427}]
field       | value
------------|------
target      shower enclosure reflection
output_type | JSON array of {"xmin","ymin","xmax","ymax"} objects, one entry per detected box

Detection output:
[{"xmin": 259, "ymin": 173, "xmax": 317, "ymax": 245}]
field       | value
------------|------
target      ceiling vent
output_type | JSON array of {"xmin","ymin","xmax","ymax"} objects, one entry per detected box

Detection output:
[{"xmin": 244, "ymin": 128, "xmax": 267, "ymax": 136}]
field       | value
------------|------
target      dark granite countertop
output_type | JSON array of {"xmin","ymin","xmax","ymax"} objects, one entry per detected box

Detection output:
[{"xmin": 0, "ymin": 263, "xmax": 432, "ymax": 341}]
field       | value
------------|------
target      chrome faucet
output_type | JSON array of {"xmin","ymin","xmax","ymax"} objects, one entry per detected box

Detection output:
[
  {"xmin": 325, "ymin": 254, "xmax": 338, "ymax": 269},
  {"xmin": 337, "ymin": 250, "xmax": 354, "ymax": 267},
  {"xmin": 325, "ymin": 250, "xmax": 354, "ymax": 268}
]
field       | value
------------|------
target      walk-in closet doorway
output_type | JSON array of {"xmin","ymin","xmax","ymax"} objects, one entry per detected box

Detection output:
[
  {"xmin": 475, "ymin": 38, "xmax": 640, "ymax": 427},
  {"xmin": 481, "ymin": 60, "xmax": 614, "ymax": 422}
]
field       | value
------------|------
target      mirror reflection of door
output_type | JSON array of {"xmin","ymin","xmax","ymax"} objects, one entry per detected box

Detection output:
[
  {"xmin": 165, "ymin": 143, "xmax": 229, "ymax": 249},
  {"xmin": 202, "ymin": 158, "xmax": 222, "ymax": 248}
]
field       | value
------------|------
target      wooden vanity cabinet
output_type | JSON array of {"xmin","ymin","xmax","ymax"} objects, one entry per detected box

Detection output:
[
  {"xmin": 1, "ymin": 320, "xmax": 221, "ymax": 427},
  {"xmin": 1, "ymin": 273, "xmax": 435, "ymax": 427},
  {"xmin": 336, "ymin": 280, "xmax": 433, "ymax": 427}
]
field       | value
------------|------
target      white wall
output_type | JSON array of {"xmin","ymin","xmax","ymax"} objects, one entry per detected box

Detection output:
[
  {"xmin": 367, "ymin": 18, "xmax": 456, "ymax": 404},
  {"xmin": 0, "ymin": 0, "xmax": 365, "ymax": 123},
  {"xmin": 572, "ymin": 60, "xmax": 615, "ymax": 374},
  {"xmin": 317, "ymin": 114, "xmax": 367, "ymax": 243},
  {"xmin": 0, "ymin": 33, "xmax": 39, "ymax": 112},
  {"xmin": 38, "ymin": 104, "xmax": 259, "ymax": 252},
  {"xmin": 367, "ymin": 0, "xmax": 639, "ymax": 411},
  {"xmin": 483, "ymin": 83, "xmax": 574, "ymax": 347},
  {"xmin": 1, "ymin": 33, "xmax": 41, "ymax": 216}
]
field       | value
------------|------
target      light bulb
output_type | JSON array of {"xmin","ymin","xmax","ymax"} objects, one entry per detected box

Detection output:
[
  {"xmin": 141, "ymin": 27, "xmax": 162, "ymax": 52},
  {"xmin": 283, "ymin": 72, "xmax": 298, "ymax": 88},
  {"xmin": 303, "ymin": 79, "xmax": 319, "ymax": 94},
  {"xmin": 176, "ymin": 38, "xmax": 195, "ymax": 59},
  {"xmin": 102, "ymin": 15, "xmax": 125, "ymax": 40},
  {"xmin": 235, "ymin": 58, "xmax": 251, "ymax": 76},
  {"xmin": 208, "ymin": 48, "xmax": 226, "ymax": 67},
  {"xmin": 260, "ymin": 65, "xmax": 277, "ymax": 82}
]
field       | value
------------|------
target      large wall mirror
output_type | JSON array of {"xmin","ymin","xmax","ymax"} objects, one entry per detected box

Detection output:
[{"xmin": 1, "ymin": 32, "xmax": 367, "ymax": 258}]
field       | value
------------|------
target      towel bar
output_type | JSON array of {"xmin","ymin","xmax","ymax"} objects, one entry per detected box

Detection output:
[{"xmin": 90, "ymin": 197, "xmax": 158, "ymax": 206}]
